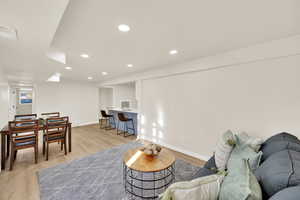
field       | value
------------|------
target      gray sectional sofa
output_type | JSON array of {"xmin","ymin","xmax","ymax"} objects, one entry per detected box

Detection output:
[{"xmin": 193, "ymin": 132, "xmax": 300, "ymax": 200}]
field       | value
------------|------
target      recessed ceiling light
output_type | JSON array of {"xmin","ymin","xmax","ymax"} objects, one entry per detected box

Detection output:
[
  {"xmin": 80, "ymin": 54, "xmax": 89, "ymax": 58},
  {"xmin": 118, "ymin": 24, "xmax": 130, "ymax": 32},
  {"xmin": 102, "ymin": 72, "xmax": 108, "ymax": 76},
  {"xmin": 88, "ymin": 77, "xmax": 93, "ymax": 80},
  {"xmin": 169, "ymin": 49, "xmax": 178, "ymax": 55},
  {"xmin": 65, "ymin": 66, "xmax": 72, "ymax": 70},
  {"xmin": 127, "ymin": 64, "xmax": 133, "ymax": 68}
]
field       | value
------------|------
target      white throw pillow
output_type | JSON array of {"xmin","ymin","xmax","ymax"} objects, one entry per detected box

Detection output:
[
  {"xmin": 215, "ymin": 130, "xmax": 235, "ymax": 170},
  {"xmin": 236, "ymin": 132, "xmax": 264, "ymax": 152},
  {"xmin": 160, "ymin": 174, "xmax": 225, "ymax": 200}
]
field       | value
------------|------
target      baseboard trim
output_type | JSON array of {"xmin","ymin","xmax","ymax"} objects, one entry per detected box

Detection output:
[
  {"xmin": 138, "ymin": 136, "xmax": 209, "ymax": 161},
  {"xmin": 73, "ymin": 121, "xmax": 99, "ymax": 127}
]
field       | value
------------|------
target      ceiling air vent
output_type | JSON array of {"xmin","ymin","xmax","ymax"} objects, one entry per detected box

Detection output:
[{"xmin": 0, "ymin": 26, "xmax": 18, "ymax": 40}]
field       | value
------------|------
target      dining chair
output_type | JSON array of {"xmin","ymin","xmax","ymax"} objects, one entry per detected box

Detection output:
[
  {"xmin": 43, "ymin": 116, "xmax": 68, "ymax": 160},
  {"xmin": 41, "ymin": 112, "xmax": 60, "ymax": 118},
  {"xmin": 14, "ymin": 114, "xmax": 38, "ymax": 137},
  {"xmin": 14, "ymin": 114, "xmax": 37, "ymax": 121},
  {"xmin": 41, "ymin": 112, "xmax": 61, "ymax": 146},
  {"xmin": 8, "ymin": 119, "xmax": 39, "ymax": 170}
]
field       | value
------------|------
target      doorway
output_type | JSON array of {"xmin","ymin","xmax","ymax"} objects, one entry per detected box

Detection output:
[{"xmin": 9, "ymin": 86, "xmax": 34, "ymax": 119}]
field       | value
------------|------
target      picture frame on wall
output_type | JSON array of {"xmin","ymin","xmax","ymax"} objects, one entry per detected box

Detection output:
[{"xmin": 19, "ymin": 92, "xmax": 32, "ymax": 104}]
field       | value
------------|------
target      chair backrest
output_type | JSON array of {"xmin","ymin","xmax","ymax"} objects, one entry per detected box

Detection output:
[
  {"xmin": 45, "ymin": 116, "xmax": 68, "ymax": 137},
  {"xmin": 101, "ymin": 110, "xmax": 108, "ymax": 118},
  {"xmin": 117, "ymin": 113, "xmax": 128, "ymax": 122},
  {"xmin": 9, "ymin": 119, "xmax": 39, "ymax": 137},
  {"xmin": 41, "ymin": 112, "xmax": 60, "ymax": 118},
  {"xmin": 14, "ymin": 114, "xmax": 37, "ymax": 121}
]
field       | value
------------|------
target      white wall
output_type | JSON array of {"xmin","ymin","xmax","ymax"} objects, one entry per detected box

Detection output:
[
  {"xmin": 99, "ymin": 87, "xmax": 113, "ymax": 110},
  {"xmin": 0, "ymin": 69, "xmax": 9, "ymax": 128},
  {"xmin": 112, "ymin": 82, "xmax": 137, "ymax": 108},
  {"xmin": 35, "ymin": 80, "xmax": 99, "ymax": 127},
  {"xmin": 140, "ymin": 54, "xmax": 300, "ymax": 160},
  {"xmin": 100, "ymin": 35, "xmax": 300, "ymax": 161}
]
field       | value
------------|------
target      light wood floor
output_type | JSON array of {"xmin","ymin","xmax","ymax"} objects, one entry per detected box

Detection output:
[{"xmin": 0, "ymin": 124, "xmax": 204, "ymax": 200}]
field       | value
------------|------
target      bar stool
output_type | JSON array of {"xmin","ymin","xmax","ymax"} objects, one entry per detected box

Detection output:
[
  {"xmin": 99, "ymin": 110, "xmax": 116, "ymax": 130},
  {"xmin": 117, "ymin": 112, "xmax": 135, "ymax": 137}
]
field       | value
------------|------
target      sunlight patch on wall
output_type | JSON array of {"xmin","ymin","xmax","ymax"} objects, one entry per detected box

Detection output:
[
  {"xmin": 158, "ymin": 131, "xmax": 163, "ymax": 139},
  {"xmin": 158, "ymin": 110, "xmax": 164, "ymax": 127},
  {"xmin": 152, "ymin": 127, "xmax": 157, "ymax": 137},
  {"xmin": 139, "ymin": 109, "xmax": 165, "ymax": 143},
  {"xmin": 141, "ymin": 114, "xmax": 146, "ymax": 125}
]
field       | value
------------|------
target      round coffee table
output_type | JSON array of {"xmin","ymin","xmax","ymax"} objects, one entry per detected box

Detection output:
[{"xmin": 123, "ymin": 147, "xmax": 176, "ymax": 199}]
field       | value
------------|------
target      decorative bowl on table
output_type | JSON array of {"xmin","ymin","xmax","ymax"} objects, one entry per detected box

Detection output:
[{"xmin": 140, "ymin": 143, "xmax": 162, "ymax": 157}]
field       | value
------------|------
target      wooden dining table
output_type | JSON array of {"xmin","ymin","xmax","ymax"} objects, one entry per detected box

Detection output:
[{"xmin": 0, "ymin": 119, "xmax": 72, "ymax": 170}]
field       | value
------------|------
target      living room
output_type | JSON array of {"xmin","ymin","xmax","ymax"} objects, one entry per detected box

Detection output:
[{"xmin": 0, "ymin": 0, "xmax": 300, "ymax": 200}]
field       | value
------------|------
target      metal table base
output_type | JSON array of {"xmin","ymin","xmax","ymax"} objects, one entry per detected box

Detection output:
[{"xmin": 123, "ymin": 162, "xmax": 175, "ymax": 199}]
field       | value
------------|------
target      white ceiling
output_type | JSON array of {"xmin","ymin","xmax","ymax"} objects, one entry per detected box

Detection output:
[
  {"xmin": 0, "ymin": 0, "xmax": 69, "ymax": 83},
  {"xmin": 1, "ymin": 0, "xmax": 299, "ymax": 83}
]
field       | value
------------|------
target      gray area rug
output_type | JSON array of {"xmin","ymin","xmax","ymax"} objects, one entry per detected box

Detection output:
[{"xmin": 38, "ymin": 142, "xmax": 200, "ymax": 200}]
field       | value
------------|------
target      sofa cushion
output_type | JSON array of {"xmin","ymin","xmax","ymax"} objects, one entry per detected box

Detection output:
[
  {"xmin": 255, "ymin": 150, "xmax": 300, "ymax": 198},
  {"xmin": 192, "ymin": 167, "xmax": 217, "ymax": 179},
  {"xmin": 227, "ymin": 138, "xmax": 263, "ymax": 172},
  {"xmin": 228, "ymin": 147, "xmax": 262, "ymax": 172},
  {"xmin": 215, "ymin": 130, "xmax": 236, "ymax": 170},
  {"xmin": 161, "ymin": 174, "xmax": 225, "ymax": 200},
  {"xmin": 204, "ymin": 155, "xmax": 217, "ymax": 170},
  {"xmin": 236, "ymin": 132, "xmax": 264, "ymax": 152},
  {"xmin": 219, "ymin": 159, "xmax": 262, "ymax": 200},
  {"xmin": 269, "ymin": 186, "xmax": 300, "ymax": 200},
  {"xmin": 192, "ymin": 156, "xmax": 217, "ymax": 179},
  {"xmin": 260, "ymin": 141, "xmax": 300, "ymax": 161},
  {"xmin": 263, "ymin": 132, "xmax": 299, "ymax": 145}
]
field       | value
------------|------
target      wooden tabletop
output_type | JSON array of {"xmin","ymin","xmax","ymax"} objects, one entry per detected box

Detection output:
[{"xmin": 123, "ymin": 147, "xmax": 175, "ymax": 172}]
